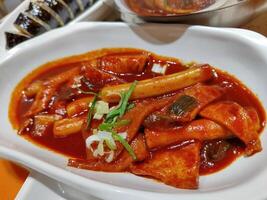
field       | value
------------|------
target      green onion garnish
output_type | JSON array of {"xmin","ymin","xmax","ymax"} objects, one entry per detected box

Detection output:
[
  {"xmin": 104, "ymin": 138, "xmax": 117, "ymax": 150},
  {"xmin": 114, "ymin": 119, "xmax": 131, "ymax": 127},
  {"xmin": 86, "ymin": 94, "xmax": 98, "ymax": 129},
  {"xmin": 119, "ymin": 80, "xmax": 137, "ymax": 117},
  {"xmin": 105, "ymin": 81, "xmax": 137, "ymax": 123},
  {"xmin": 112, "ymin": 131, "xmax": 137, "ymax": 161},
  {"xmin": 86, "ymin": 81, "xmax": 138, "ymax": 161},
  {"xmin": 99, "ymin": 119, "xmax": 131, "ymax": 132},
  {"xmin": 99, "ymin": 122, "xmax": 114, "ymax": 132},
  {"xmin": 126, "ymin": 103, "xmax": 135, "ymax": 111}
]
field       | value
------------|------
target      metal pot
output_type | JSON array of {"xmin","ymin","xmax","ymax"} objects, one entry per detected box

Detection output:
[{"xmin": 111, "ymin": 0, "xmax": 267, "ymax": 27}]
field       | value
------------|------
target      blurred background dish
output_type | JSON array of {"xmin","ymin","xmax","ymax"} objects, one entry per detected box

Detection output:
[
  {"xmin": 120, "ymin": 0, "xmax": 228, "ymax": 16},
  {"xmin": 0, "ymin": 0, "xmax": 113, "ymax": 59},
  {"xmin": 2, "ymin": 0, "xmax": 267, "ymax": 53},
  {"xmin": 108, "ymin": 0, "xmax": 267, "ymax": 27},
  {"xmin": 3, "ymin": 0, "xmax": 103, "ymax": 49}
]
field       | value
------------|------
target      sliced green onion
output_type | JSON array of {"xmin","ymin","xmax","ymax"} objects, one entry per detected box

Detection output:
[
  {"xmin": 105, "ymin": 81, "xmax": 137, "ymax": 123},
  {"xmin": 118, "ymin": 131, "xmax": 127, "ymax": 139},
  {"xmin": 105, "ymin": 150, "xmax": 115, "ymax": 163},
  {"xmin": 112, "ymin": 131, "xmax": 137, "ymax": 161},
  {"xmin": 99, "ymin": 122, "xmax": 114, "ymax": 132},
  {"xmin": 126, "ymin": 103, "xmax": 135, "ymax": 111},
  {"xmin": 86, "ymin": 130, "xmax": 117, "ymax": 157},
  {"xmin": 96, "ymin": 141, "xmax": 105, "ymax": 156},
  {"xmin": 93, "ymin": 113, "xmax": 104, "ymax": 120},
  {"xmin": 93, "ymin": 101, "xmax": 110, "ymax": 120},
  {"xmin": 88, "ymin": 81, "xmax": 138, "ymax": 161},
  {"xmin": 104, "ymin": 139, "xmax": 117, "ymax": 150},
  {"xmin": 99, "ymin": 119, "xmax": 131, "ymax": 132},
  {"xmin": 86, "ymin": 94, "xmax": 98, "ymax": 129},
  {"xmin": 105, "ymin": 105, "xmax": 121, "ymax": 123},
  {"xmin": 115, "ymin": 119, "xmax": 131, "ymax": 128},
  {"xmin": 95, "ymin": 101, "xmax": 109, "ymax": 115},
  {"xmin": 119, "ymin": 80, "xmax": 137, "ymax": 117}
]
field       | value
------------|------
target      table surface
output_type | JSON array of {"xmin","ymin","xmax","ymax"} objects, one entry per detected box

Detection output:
[
  {"xmin": 0, "ymin": 160, "xmax": 28, "ymax": 200},
  {"xmin": 0, "ymin": 10, "xmax": 267, "ymax": 200}
]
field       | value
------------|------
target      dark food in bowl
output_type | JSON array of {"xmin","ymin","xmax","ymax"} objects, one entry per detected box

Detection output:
[
  {"xmin": 9, "ymin": 48, "xmax": 266, "ymax": 189},
  {"xmin": 5, "ymin": 32, "xmax": 30, "ymax": 49},
  {"xmin": 14, "ymin": 12, "xmax": 48, "ymax": 36},
  {"xmin": 26, "ymin": 2, "xmax": 60, "ymax": 29},
  {"xmin": 5, "ymin": 0, "xmax": 98, "ymax": 49},
  {"xmin": 125, "ymin": 0, "xmax": 216, "ymax": 16}
]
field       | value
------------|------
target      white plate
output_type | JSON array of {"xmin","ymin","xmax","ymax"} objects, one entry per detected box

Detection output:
[
  {"xmin": 16, "ymin": 172, "xmax": 67, "ymax": 200},
  {"xmin": 16, "ymin": 172, "xmax": 101, "ymax": 200},
  {"xmin": 0, "ymin": 0, "xmax": 113, "ymax": 59},
  {"xmin": 1, "ymin": 22, "xmax": 267, "ymax": 200}
]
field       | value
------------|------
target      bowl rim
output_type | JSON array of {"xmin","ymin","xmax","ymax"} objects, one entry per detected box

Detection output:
[{"xmin": 110, "ymin": 0, "xmax": 250, "ymax": 18}]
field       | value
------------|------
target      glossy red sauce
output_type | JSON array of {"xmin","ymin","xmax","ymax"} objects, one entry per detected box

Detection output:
[
  {"xmin": 199, "ymin": 138, "xmax": 244, "ymax": 175},
  {"xmin": 125, "ymin": 0, "xmax": 215, "ymax": 16},
  {"xmin": 208, "ymin": 72, "xmax": 266, "ymax": 128},
  {"xmin": 9, "ymin": 49, "xmax": 266, "ymax": 175}
]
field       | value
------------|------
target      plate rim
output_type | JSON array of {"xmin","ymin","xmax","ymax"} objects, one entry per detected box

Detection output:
[{"xmin": 1, "ymin": 22, "xmax": 267, "ymax": 200}]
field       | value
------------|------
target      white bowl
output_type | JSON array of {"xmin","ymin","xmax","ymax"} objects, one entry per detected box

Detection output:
[{"xmin": 0, "ymin": 22, "xmax": 267, "ymax": 200}]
